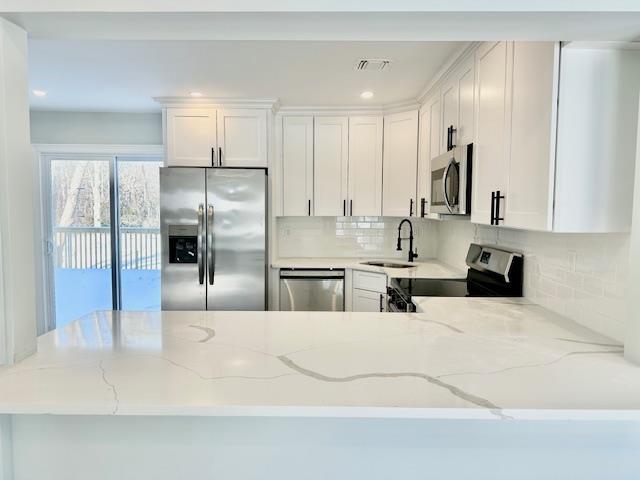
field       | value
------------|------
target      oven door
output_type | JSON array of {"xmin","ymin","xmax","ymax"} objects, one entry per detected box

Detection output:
[{"xmin": 430, "ymin": 149, "xmax": 461, "ymax": 214}]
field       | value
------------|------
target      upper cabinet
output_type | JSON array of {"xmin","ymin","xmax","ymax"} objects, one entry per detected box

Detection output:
[
  {"xmin": 165, "ymin": 108, "xmax": 217, "ymax": 167},
  {"xmin": 314, "ymin": 116, "xmax": 349, "ymax": 216},
  {"xmin": 382, "ymin": 110, "xmax": 419, "ymax": 217},
  {"xmin": 348, "ymin": 116, "xmax": 383, "ymax": 216},
  {"xmin": 282, "ymin": 116, "xmax": 314, "ymax": 216},
  {"xmin": 217, "ymin": 109, "xmax": 268, "ymax": 168},
  {"xmin": 164, "ymin": 105, "xmax": 269, "ymax": 168},
  {"xmin": 417, "ymin": 95, "xmax": 440, "ymax": 217}
]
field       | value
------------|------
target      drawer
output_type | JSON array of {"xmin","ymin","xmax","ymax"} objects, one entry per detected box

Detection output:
[{"xmin": 352, "ymin": 270, "xmax": 387, "ymax": 293}]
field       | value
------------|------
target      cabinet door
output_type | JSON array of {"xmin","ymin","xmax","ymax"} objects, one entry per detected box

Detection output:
[
  {"xmin": 505, "ymin": 42, "xmax": 558, "ymax": 231},
  {"xmin": 217, "ymin": 109, "xmax": 268, "ymax": 167},
  {"xmin": 165, "ymin": 108, "xmax": 216, "ymax": 167},
  {"xmin": 314, "ymin": 116, "xmax": 349, "ymax": 216},
  {"xmin": 348, "ymin": 116, "xmax": 383, "ymax": 216},
  {"xmin": 282, "ymin": 116, "xmax": 314, "ymax": 216},
  {"xmin": 471, "ymin": 41, "xmax": 511, "ymax": 226},
  {"xmin": 417, "ymin": 95, "xmax": 440, "ymax": 217},
  {"xmin": 382, "ymin": 110, "xmax": 419, "ymax": 217},
  {"xmin": 441, "ymin": 77, "xmax": 459, "ymax": 152},
  {"xmin": 352, "ymin": 288, "xmax": 386, "ymax": 312},
  {"xmin": 458, "ymin": 55, "xmax": 476, "ymax": 146}
]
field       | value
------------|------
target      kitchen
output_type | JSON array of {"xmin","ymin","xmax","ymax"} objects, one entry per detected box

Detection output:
[{"xmin": 1, "ymin": 4, "xmax": 640, "ymax": 480}]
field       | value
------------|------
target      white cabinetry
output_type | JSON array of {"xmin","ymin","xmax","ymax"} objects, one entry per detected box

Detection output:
[
  {"xmin": 282, "ymin": 116, "xmax": 314, "ymax": 216},
  {"xmin": 313, "ymin": 116, "xmax": 349, "ymax": 216},
  {"xmin": 348, "ymin": 116, "xmax": 383, "ymax": 216},
  {"xmin": 471, "ymin": 41, "xmax": 511, "ymax": 227},
  {"xmin": 164, "ymin": 106, "xmax": 269, "ymax": 168},
  {"xmin": 382, "ymin": 110, "xmax": 419, "ymax": 217},
  {"xmin": 352, "ymin": 270, "xmax": 387, "ymax": 312},
  {"xmin": 165, "ymin": 108, "xmax": 217, "ymax": 167},
  {"xmin": 217, "ymin": 109, "xmax": 268, "ymax": 167},
  {"xmin": 417, "ymin": 95, "xmax": 440, "ymax": 217}
]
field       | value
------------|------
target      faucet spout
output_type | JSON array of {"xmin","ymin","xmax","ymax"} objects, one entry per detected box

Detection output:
[{"xmin": 396, "ymin": 219, "xmax": 418, "ymax": 263}]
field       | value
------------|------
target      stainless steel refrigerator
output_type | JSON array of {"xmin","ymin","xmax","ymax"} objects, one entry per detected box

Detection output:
[{"xmin": 160, "ymin": 167, "xmax": 267, "ymax": 311}]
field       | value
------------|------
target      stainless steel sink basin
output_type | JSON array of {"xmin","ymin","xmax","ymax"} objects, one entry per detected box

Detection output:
[{"xmin": 360, "ymin": 261, "xmax": 414, "ymax": 269}]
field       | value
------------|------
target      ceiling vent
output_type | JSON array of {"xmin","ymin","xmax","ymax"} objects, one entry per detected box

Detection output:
[{"xmin": 354, "ymin": 59, "xmax": 391, "ymax": 72}]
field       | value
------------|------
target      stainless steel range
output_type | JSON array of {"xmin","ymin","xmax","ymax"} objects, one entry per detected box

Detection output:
[{"xmin": 387, "ymin": 244, "xmax": 523, "ymax": 312}]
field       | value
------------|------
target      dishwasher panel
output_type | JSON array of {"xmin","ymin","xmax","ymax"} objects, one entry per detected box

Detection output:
[{"xmin": 279, "ymin": 269, "xmax": 345, "ymax": 311}]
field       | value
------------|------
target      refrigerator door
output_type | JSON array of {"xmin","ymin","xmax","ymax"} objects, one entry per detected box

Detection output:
[
  {"xmin": 160, "ymin": 167, "xmax": 207, "ymax": 310},
  {"xmin": 206, "ymin": 168, "xmax": 266, "ymax": 310}
]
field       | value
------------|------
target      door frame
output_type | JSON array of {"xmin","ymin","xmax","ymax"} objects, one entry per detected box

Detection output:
[{"xmin": 34, "ymin": 144, "xmax": 163, "ymax": 334}]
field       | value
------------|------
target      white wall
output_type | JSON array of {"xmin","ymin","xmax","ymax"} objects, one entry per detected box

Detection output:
[
  {"xmin": 434, "ymin": 220, "xmax": 630, "ymax": 342},
  {"xmin": 276, "ymin": 216, "xmax": 438, "ymax": 259},
  {"xmin": 30, "ymin": 111, "xmax": 162, "ymax": 145},
  {"xmin": 0, "ymin": 19, "xmax": 38, "ymax": 364}
]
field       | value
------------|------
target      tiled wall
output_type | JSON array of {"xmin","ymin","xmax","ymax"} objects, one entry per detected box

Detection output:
[
  {"xmin": 276, "ymin": 216, "xmax": 438, "ymax": 259},
  {"xmin": 434, "ymin": 220, "xmax": 629, "ymax": 342}
]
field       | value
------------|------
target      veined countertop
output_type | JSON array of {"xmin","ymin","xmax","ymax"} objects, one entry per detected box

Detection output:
[
  {"xmin": 0, "ymin": 304, "xmax": 637, "ymax": 420},
  {"xmin": 271, "ymin": 257, "xmax": 466, "ymax": 279}
]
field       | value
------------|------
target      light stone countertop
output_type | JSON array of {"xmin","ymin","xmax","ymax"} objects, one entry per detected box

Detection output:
[
  {"xmin": 0, "ymin": 304, "xmax": 638, "ymax": 420},
  {"xmin": 271, "ymin": 257, "xmax": 466, "ymax": 279}
]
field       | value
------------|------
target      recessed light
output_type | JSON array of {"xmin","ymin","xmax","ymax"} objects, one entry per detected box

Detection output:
[
  {"xmin": 32, "ymin": 90, "xmax": 47, "ymax": 97},
  {"xmin": 189, "ymin": 91, "xmax": 203, "ymax": 98},
  {"xmin": 360, "ymin": 91, "xmax": 374, "ymax": 99}
]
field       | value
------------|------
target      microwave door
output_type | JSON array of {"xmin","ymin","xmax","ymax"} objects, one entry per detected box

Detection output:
[{"xmin": 442, "ymin": 159, "xmax": 460, "ymax": 214}]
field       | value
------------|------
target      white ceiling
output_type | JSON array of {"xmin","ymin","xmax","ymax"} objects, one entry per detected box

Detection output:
[{"xmin": 28, "ymin": 40, "xmax": 463, "ymax": 111}]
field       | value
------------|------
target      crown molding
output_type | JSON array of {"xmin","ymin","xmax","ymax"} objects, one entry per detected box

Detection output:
[
  {"xmin": 153, "ymin": 96, "xmax": 279, "ymax": 111},
  {"xmin": 416, "ymin": 41, "xmax": 480, "ymax": 106}
]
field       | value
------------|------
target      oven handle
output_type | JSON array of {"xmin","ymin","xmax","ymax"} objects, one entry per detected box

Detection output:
[{"xmin": 442, "ymin": 158, "xmax": 457, "ymax": 213}]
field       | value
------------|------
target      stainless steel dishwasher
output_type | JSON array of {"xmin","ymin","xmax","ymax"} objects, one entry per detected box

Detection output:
[{"xmin": 279, "ymin": 269, "xmax": 345, "ymax": 311}]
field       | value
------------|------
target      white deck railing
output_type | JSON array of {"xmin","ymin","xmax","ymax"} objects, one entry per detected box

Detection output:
[{"xmin": 54, "ymin": 227, "xmax": 160, "ymax": 270}]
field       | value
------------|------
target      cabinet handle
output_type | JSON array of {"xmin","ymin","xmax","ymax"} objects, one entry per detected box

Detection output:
[
  {"xmin": 211, "ymin": 147, "xmax": 215, "ymax": 167},
  {"xmin": 350, "ymin": 199, "xmax": 353, "ymax": 216},
  {"xmin": 420, "ymin": 198, "xmax": 427, "ymax": 217},
  {"xmin": 409, "ymin": 198, "xmax": 414, "ymax": 216},
  {"xmin": 218, "ymin": 147, "xmax": 223, "ymax": 167},
  {"xmin": 490, "ymin": 191, "xmax": 496, "ymax": 225},
  {"xmin": 308, "ymin": 199, "xmax": 311, "ymax": 216},
  {"xmin": 495, "ymin": 190, "xmax": 505, "ymax": 225},
  {"xmin": 343, "ymin": 199, "xmax": 346, "ymax": 216},
  {"xmin": 379, "ymin": 293, "xmax": 384, "ymax": 312},
  {"xmin": 447, "ymin": 125, "xmax": 457, "ymax": 151}
]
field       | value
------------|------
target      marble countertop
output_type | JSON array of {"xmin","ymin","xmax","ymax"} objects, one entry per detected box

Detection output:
[
  {"xmin": 271, "ymin": 257, "xmax": 466, "ymax": 279},
  {"xmin": 0, "ymin": 303, "xmax": 638, "ymax": 420}
]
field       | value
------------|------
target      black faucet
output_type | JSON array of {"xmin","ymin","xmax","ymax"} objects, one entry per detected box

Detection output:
[{"xmin": 396, "ymin": 219, "xmax": 418, "ymax": 263}]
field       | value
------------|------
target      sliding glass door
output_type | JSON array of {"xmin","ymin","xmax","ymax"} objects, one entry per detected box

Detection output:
[{"xmin": 44, "ymin": 154, "xmax": 162, "ymax": 331}]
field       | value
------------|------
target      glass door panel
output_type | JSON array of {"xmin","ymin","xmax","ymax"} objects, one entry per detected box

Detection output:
[
  {"xmin": 50, "ymin": 159, "xmax": 112, "ymax": 328},
  {"xmin": 117, "ymin": 158, "xmax": 163, "ymax": 310}
]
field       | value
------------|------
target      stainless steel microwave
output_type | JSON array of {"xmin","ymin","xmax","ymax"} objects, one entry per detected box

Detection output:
[{"xmin": 430, "ymin": 143, "xmax": 473, "ymax": 215}]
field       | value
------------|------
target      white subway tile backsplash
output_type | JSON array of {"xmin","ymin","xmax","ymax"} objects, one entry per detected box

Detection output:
[
  {"xmin": 432, "ymin": 219, "xmax": 629, "ymax": 342},
  {"xmin": 277, "ymin": 216, "xmax": 438, "ymax": 259}
]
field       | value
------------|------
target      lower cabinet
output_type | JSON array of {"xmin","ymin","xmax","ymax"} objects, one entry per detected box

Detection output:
[
  {"xmin": 353, "ymin": 288, "xmax": 386, "ymax": 313},
  {"xmin": 351, "ymin": 270, "xmax": 387, "ymax": 312}
]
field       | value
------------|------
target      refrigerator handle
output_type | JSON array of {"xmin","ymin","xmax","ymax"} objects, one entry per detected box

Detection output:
[
  {"xmin": 197, "ymin": 204, "xmax": 205, "ymax": 285},
  {"xmin": 207, "ymin": 204, "xmax": 215, "ymax": 285}
]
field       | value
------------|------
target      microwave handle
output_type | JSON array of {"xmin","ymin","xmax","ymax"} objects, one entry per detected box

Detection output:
[{"xmin": 442, "ymin": 158, "xmax": 456, "ymax": 213}]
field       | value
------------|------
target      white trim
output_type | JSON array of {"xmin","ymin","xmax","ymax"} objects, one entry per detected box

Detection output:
[
  {"xmin": 154, "ymin": 97, "xmax": 279, "ymax": 111},
  {"xmin": 33, "ymin": 144, "xmax": 163, "ymax": 156}
]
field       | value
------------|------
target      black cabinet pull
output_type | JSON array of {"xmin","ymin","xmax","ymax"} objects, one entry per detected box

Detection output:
[
  {"xmin": 308, "ymin": 199, "xmax": 311, "ymax": 216},
  {"xmin": 350, "ymin": 199, "xmax": 353, "ymax": 216},
  {"xmin": 211, "ymin": 147, "xmax": 215, "ymax": 167},
  {"xmin": 379, "ymin": 293, "xmax": 384, "ymax": 312},
  {"xmin": 343, "ymin": 199, "xmax": 346, "ymax": 216},
  {"xmin": 420, "ymin": 198, "xmax": 427, "ymax": 217},
  {"xmin": 409, "ymin": 198, "xmax": 414, "ymax": 216},
  {"xmin": 495, "ymin": 190, "xmax": 505, "ymax": 225},
  {"xmin": 490, "ymin": 191, "xmax": 496, "ymax": 225},
  {"xmin": 218, "ymin": 147, "xmax": 223, "ymax": 166},
  {"xmin": 447, "ymin": 125, "xmax": 457, "ymax": 151}
]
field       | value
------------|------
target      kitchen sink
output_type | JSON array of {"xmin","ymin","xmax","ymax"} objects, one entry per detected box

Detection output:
[{"xmin": 360, "ymin": 261, "xmax": 415, "ymax": 269}]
